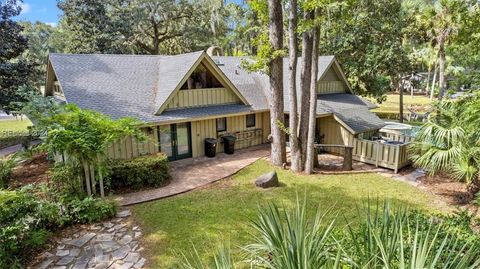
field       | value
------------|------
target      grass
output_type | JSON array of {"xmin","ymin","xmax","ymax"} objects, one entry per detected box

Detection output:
[
  {"xmin": 0, "ymin": 119, "xmax": 32, "ymax": 133},
  {"xmin": 0, "ymin": 119, "xmax": 33, "ymax": 149},
  {"xmin": 133, "ymin": 159, "xmax": 448, "ymax": 268},
  {"xmin": 372, "ymin": 93, "xmax": 433, "ymax": 114}
]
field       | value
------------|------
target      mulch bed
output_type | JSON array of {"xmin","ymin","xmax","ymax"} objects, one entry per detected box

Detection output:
[
  {"xmin": 10, "ymin": 152, "xmax": 51, "ymax": 188},
  {"xmin": 418, "ymin": 173, "xmax": 475, "ymax": 206}
]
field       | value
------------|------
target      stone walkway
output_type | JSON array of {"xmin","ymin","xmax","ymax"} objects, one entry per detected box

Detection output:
[
  {"xmin": 116, "ymin": 145, "xmax": 270, "ymax": 206},
  {"xmin": 379, "ymin": 168, "xmax": 426, "ymax": 186},
  {"xmin": 31, "ymin": 209, "xmax": 145, "ymax": 269}
]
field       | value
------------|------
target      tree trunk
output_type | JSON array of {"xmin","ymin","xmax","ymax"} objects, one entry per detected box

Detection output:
[
  {"xmin": 288, "ymin": 0, "xmax": 301, "ymax": 172},
  {"xmin": 425, "ymin": 63, "xmax": 431, "ymax": 96},
  {"xmin": 438, "ymin": 38, "xmax": 447, "ymax": 100},
  {"xmin": 305, "ymin": 11, "xmax": 319, "ymax": 175},
  {"xmin": 83, "ymin": 161, "xmax": 92, "ymax": 196},
  {"xmin": 267, "ymin": 0, "xmax": 286, "ymax": 166},
  {"xmin": 399, "ymin": 78, "xmax": 404, "ymax": 123},
  {"xmin": 431, "ymin": 63, "xmax": 438, "ymax": 100},
  {"xmin": 298, "ymin": 10, "xmax": 314, "ymax": 170}
]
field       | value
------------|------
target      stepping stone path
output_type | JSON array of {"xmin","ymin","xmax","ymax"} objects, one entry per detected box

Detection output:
[{"xmin": 30, "ymin": 209, "xmax": 146, "ymax": 269}]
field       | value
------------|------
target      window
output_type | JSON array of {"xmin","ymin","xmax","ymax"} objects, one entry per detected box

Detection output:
[
  {"xmin": 246, "ymin": 114, "xmax": 256, "ymax": 128},
  {"xmin": 216, "ymin": 117, "xmax": 227, "ymax": 132}
]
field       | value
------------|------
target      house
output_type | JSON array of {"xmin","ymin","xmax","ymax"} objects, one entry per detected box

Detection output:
[{"xmin": 44, "ymin": 50, "xmax": 409, "ymax": 172}]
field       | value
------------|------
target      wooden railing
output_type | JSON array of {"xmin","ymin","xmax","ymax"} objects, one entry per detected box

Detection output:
[
  {"xmin": 352, "ymin": 138, "xmax": 411, "ymax": 173},
  {"xmin": 166, "ymin": 88, "xmax": 240, "ymax": 109}
]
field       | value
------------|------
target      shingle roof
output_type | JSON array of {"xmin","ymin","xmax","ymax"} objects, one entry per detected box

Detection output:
[
  {"xmin": 317, "ymin": 94, "xmax": 385, "ymax": 133},
  {"xmin": 49, "ymin": 52, "xmax": 384, "ymax": 133}
]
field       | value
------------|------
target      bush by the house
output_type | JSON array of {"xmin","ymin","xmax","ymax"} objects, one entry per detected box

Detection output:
[
  {"xmin": 0, "ymin": 186, "xmax": 117, "ymax": 268},
  {"xmin": 108, "ymin": 153, "xmax": 170, "ymax": 190}
]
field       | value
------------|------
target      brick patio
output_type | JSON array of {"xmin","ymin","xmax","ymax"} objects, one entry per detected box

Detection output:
[{"xmin": 115, "ymin": 144, "xmax": 270, "ymax": 206}]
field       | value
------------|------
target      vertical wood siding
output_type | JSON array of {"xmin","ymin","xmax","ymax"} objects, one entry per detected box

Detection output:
[
  {"xmin": 317, "ymin": 81, "xmax": 345, "ymax": 94},
  {"xmin": 166, "ymin": 88, "xmax": 241, "ymax": 109},
  {"xmin": 106, "ymin": 128, "xmax": 159, "ymax": 160},
  {"xmin": 317, "ymin": 116, "xmax": 354, "ymax": 154}
]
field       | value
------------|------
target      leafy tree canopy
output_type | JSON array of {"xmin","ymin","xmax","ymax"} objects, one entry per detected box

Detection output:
[{"xmin": 0, "ymin": 0, "xmax": 34, "ymax": 113}]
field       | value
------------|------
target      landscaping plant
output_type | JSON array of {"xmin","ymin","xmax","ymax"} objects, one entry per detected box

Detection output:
[
  {"xmin": 409, "ymin": 92, "xmax": 480, "ymax": 193},
  {"xmin": 0, "ymin": 156, "xmax": 19, "ymax": 189},
  {"xmin": 107, "ymin": 153, "xmax": 170, "ymax": 190},
  {"xmin": 0, "ymin": 186, "xmax": 117, "ymax": 268},
  {"xmin": 180, "ymin": 199, "xmax": 480, "ymax": 269}
]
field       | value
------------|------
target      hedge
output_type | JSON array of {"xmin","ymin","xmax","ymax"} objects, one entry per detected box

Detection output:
[{"xmin": 108, "ymin": 153, "xmax": 170, "ymax": 190}]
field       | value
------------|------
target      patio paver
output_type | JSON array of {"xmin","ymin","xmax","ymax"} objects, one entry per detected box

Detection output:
[{"xmin": 115, "ymin": 145, "xmax": 270, "ymax": 206}]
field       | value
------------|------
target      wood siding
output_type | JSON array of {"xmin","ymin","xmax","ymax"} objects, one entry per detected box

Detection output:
[
  {"xmin": 317, "ymin": 81, "xmax": 345, "ymax": 94},
  {"xmin": 166, "ymin": 88, "xmax": 241, "ymax": 109},
  {"xmin": 106, "ymin": 128, "xmax": 159, "ymax": 160},
  {"xmin": 317, "ymin": 116, "xmax": 354, "ymax": 154},
  {"xmin": 191, "ymin": 112, "xmax": 268, "ymax": 157},
  {"xmin": 105, "ymin": 112, "xmax": 270, "ymax": 160}
]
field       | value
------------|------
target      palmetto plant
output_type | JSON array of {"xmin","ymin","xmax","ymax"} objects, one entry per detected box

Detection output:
[
  {"xmin": 179, "ymin": 198, "xmax": 480, "ymax": 269},
  {"xmin": 409, "ymin": 92, "xmax": 480, "ymax": 192}
]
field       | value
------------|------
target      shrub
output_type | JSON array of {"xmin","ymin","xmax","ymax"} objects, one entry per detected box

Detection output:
[
  {"xmin": 108, "ymin": 153, "xmax": 170, "ymax": 190},
  {"xmin": 49, "ymin": 163, "xmax": 85, "ymax": 197},
  {"xmin": 0, "ymin": 188, "xmax": 59, "ymax": 268},
  {"xmin": 0, "ymin": 156, "xmax": 18, "ymax": 189},
  {"xmin": 60, "ymin": 197, "xmax": 117, "ymax": 225}
]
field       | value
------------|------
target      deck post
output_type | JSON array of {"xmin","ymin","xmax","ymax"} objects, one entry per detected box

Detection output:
[
  {"xmin": 394, "ymin": 145, "xmax": 401, "ymax": 173},
  {"xmin": 375, "ymin": 141, "xmax": 380, "ymax": 167},
  {"xmin": 343, "ymin": 146, "xmax": 353, "ymax": 170}
]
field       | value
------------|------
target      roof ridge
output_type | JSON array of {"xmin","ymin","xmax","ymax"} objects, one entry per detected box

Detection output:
[{"xmin": 49, "ymin": 50, "xmax": 205, "ymax": 58}]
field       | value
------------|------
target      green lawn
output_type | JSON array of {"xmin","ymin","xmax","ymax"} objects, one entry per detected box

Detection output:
[
  {"xmin": 372, "ymin": 94, "xmax": 433, "ymax": 114},
  {"xmin": 133, "ymin": 160, "xmax": 448, "ymax": 268},
  {"xmin": 0, "ymin": 119, "xmax": 32, "ymax": 133}
]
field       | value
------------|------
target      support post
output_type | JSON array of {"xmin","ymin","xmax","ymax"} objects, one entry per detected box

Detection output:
[
  {"xmin": 83, "ymin": 162, "xmax": 92, "ymax": 196},
  {"xmin": 343, "ymin": 146, "xmax": 353, "ymax": 171}
]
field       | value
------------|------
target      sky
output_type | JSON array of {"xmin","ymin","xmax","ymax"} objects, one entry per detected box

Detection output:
[
  {"xmin": 14, "ymin": 0, "xmax": 61, "ymax": 26},
  {"xmin": 14, "ymin": 0, "xmax": 245, "ymax": 25}
]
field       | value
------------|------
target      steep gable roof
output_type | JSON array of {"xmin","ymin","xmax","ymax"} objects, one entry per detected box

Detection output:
[{"xmin": 156, "ymin": 52, "xmax": 249, "ymax": 114}]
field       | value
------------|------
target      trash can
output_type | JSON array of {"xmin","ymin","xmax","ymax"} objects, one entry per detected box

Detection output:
[
  {"xmin": 221, "ymin": 135, "xmax": 236, "ymax": 155},
  {"xmin": 204, "ymin": 138, "xmax": 217, "ymax": 158}
]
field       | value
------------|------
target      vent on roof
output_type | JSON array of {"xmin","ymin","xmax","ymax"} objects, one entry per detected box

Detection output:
[{"xmin": 214, "ymin": 59, "xmax": 224, "ymax": 66}]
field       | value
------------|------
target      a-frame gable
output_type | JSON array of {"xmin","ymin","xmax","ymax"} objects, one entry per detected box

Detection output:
[
  {"xmin": 156, "ymin": 52, "xmax": 249, "ymax": 114},
  {"xmin": 318, "ymin": 57, "xmax": 353, "ymax": 95}
]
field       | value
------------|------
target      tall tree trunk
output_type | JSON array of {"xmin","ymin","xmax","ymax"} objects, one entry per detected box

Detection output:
[
  {"xmin": 267, "ymin": 0, "xmax": 286, "ymax": 166},
  {"xmin": 298, "ymin": 10, "xmax": 314, "ymax": 170},
  {"xmin": 426, "ymin": 63, "xmax": 432, "ymax": 96},
  {"xmin": 399, "ymin": 78, "xmax": 404, "ymax": 123},
  {"xmin": 431, "ymin": 62, "xmax": 438, "ymax": 100},
  {"xmin": 288, "ymin": 0, "xmax": 301, "ymax": 172},
  {"xmin": 438, "ymin": 37, "xmax": 447, "ymax": 100},
  {"xmin": 305, "ymin": 11, "xmax": 320, "ymax": 174}
]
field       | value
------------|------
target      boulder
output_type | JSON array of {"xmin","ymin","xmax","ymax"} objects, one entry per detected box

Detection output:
[{"xmin": 255, "ymin": 171, "xmax": 279, "ymax": 188}]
